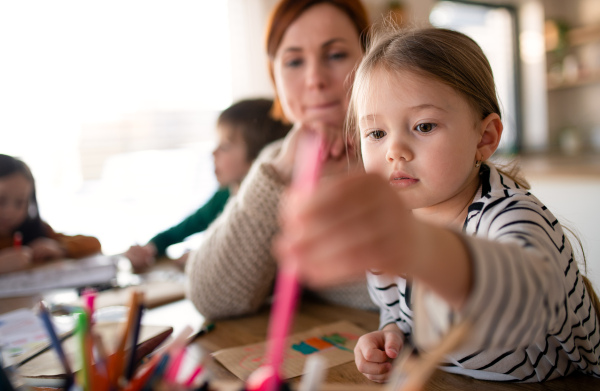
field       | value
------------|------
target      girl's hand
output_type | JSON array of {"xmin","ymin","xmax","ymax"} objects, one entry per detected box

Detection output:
[
  {"xmin": 275, "ymin": 173, "xmax": 418, "ymax": 288},
  {"xmin": 355, "ymin": 324, "xmax": 405, "ymax": 383},
  {"xmin": 271, "ymin": 121, "xmax": 350, "ymax": 183},
  {"xmin": 29, "ymin": 238, "xmax": 66, "ymax": 262},
  {"xmin": 0, "ymin": 247, "xmax": 33, "ymax": 274},
  {"xmin": 125, "ymin": 243, "xmax": 157, "ymax": 272}
]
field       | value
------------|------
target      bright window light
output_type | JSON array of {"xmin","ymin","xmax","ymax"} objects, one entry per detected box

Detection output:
[{"xmin": 0, "ymin": 1, "xmax": 231, "ymax": 254}]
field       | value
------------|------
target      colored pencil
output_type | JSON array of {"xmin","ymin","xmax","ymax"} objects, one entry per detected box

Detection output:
[
  {"xmin": 125, "ymin": 293, "xmax": 145, "ymax": 381},
  {"xmin": 247, "ymin": 133, "xmax": 325, "ymax": 391},
  {"xmin": 37, "ymin": 301, "xmax": 74, "ymax": 389},
  {"xmin": 12, "ymin": 231, "xmax": 22, "ymax": 249}
]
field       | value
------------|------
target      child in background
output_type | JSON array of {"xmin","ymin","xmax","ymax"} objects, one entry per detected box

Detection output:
[
  {"xmin": 125, "ymin": 98, "xmax": 291, "ymax": 271},
  {"xmin": 276, "ymin": 28, "xmax": 600, "ymax": 382},
  {"xmin": 0, "ymin": 154, "xmax": 101, "ymax": 274}
]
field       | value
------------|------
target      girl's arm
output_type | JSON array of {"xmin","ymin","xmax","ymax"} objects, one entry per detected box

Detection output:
[
  {"xmin": 276, "ymin": 172, "xmax": 572, "ymax": 351},
  {"xmin": 0, "ymin": 247, "xmax": 32, "ymax": 274},
  {"xmin": 276, "ymin": 172, "xmax": 473, "ymax": 308},
  {"xmin": 43, "ymin": 222, "xmax": 101, "ymax": 259}
]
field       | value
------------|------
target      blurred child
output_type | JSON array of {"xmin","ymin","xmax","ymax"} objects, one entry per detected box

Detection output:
[
  {"xmin": 276, "ymin": 28, "xmax": 600, "ymax": 382},
  {"xmin": 125, "ymin": 98, "xmax": 291, "ymax": 271},
  {"xmin": 0, "ymin": 154, "xmax": 101, "ymax": 274}
]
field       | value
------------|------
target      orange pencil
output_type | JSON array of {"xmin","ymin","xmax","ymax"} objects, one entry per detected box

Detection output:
[{"xmin": 108, "ymin": 290, "xmax": 141, "ymax": 389}]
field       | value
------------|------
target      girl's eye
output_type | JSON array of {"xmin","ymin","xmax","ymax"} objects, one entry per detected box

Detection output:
[
  {"xmin": 415, "ymin": 123, "xmax": 436, "ymax": 133},
  {"xmin": 367, "ymin": 130, "xmax": 386, "ymax": 139}
]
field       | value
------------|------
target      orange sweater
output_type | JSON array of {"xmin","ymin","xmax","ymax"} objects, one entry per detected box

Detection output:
[{"xmin": 0, "ymin": 222, "xmax": 101, "ymax": 259}]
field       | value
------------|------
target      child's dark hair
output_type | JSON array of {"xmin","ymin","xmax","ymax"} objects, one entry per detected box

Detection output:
[
  {"xmin": 0, "ymin": 154, "xmax": 46, "ymax": 244},
  {"xmin": 217, "ymin": 98, "xmax": 292, "ymax": 162}
]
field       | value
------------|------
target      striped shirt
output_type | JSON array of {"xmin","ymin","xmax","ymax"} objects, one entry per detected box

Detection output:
[{"xmin": 367, "ymin": 163, "xmax": 600, "ymax": 382}]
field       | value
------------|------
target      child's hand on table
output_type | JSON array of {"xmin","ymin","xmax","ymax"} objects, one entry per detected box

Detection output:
[
  {"xmin": 354, "ymin": 323, "xmax": 405, "ymax": 383},
  {"xmin": 125, "ymin": 243, "xmax": 157, "ymax": 272},
  {"xmin": 0, "ymin": 246, "xmax": 33, "ymax": 273},
  {"xmin": 29, "ymin": 238, "xmax": 66, "ymax": 262}
]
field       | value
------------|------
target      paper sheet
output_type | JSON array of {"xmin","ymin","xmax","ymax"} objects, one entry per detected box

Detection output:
[{"xmin": 212, "ymin": 321, "xmax": 367, "ymax": 380}]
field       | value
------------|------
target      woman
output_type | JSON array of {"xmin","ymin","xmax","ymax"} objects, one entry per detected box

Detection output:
[{"xmin": 186, "ymin": 0, "xmax": 374, "ymax": 319}]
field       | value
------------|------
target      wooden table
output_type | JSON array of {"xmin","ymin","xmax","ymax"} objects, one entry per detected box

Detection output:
[
  {"xmin": 192, "ymin": 300, "xmax": 600, "ymax": 391},
  {"xmin": 3, "ymin": 280, "xmax": 600, "ymax": 390}
]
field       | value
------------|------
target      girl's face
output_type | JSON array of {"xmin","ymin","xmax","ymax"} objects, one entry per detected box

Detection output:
[
  {"xmin": 0, "ymin": 173, "xmax": 32, "ymax": 235},
  {"xmin": 212, "ymin": 125, "xmax": 252, "ymax": 188},
  {"xmin": 272, "ymin": 3, "xmax": 362, "ymax": 127},
  {"xmin": 359, "ymin": 69, "xmax": 485, "ymax": 222}
]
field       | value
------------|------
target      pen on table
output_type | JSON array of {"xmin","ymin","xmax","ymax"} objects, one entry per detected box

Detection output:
[
  {"xmin": 74, "ymin": 310, "xmax": 92, "ymax": 391},
  {"xmin": 298, "ymin": 355, "xmax": 327, "ymax": 391},
  {"xmin": 246, "ymin": 133, "xmax": 326, "ymax": 391},
  {"xmin": 37, "ymin": 301, "xmax": 75, "ymax": 389},
  {"xmin": 12, "ymin": 231, "xmax": 22, "ymax": 249},
  {"xmin": 189, "ymin": 322, "xmax": 215, "ymax": 344},
  {"xmin": 110, "ymin": 289, "xmax": 141, "ymax": 388},
  {"xmin": 125, "ymin": 292, "xmax": 145, "ymax": 381}
]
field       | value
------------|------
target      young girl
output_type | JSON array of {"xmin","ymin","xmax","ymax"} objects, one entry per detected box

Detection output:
[
  {"xmin": 276, "ymin": 28, "xmax": 600, "ymax": 382},
  {"xmin": 125, "ymin": 98, "xmax": 291, "ymax": 271},
  {"xmin": 0, "ymin": 154, "xmax": 101, "ymax": 274}
]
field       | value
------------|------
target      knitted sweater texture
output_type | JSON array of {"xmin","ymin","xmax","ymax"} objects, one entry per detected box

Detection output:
[{"xmin": 186, "ymin": 140, "xmax": 376, "ymax": 319}]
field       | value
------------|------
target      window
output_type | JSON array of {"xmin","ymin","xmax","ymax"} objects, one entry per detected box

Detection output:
[
  {"xmin": 430, "ymin": 1, "xmax": 521, "ymax": 153},
  {"xmin": 0, "ymin": 1, "xmax": 231, "ymax": 253}
]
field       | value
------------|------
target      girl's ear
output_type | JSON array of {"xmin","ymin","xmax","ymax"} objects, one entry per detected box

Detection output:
[{"xmin": 477, "ymin": 113, "xmax": 503, "ymax": 161}]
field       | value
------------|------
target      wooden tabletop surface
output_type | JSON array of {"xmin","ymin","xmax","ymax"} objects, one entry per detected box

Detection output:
[{"xmin": 192, "ymin": 299, "xmax": 600, "ymax": 390}]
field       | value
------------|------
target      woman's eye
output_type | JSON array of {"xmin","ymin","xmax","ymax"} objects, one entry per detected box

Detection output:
[
  {"xmin": 415, "ymin": 123, "xmax": 436, "ymax": 133},
  {"xmin": 328, "ymin": 52, "xmax": 347, "ymax": 61},
  {"xmin": 368, "ymin": 130, "xmax": 386, "ymax": 139},
  {"xmin": 285, "ymin": 58, "xmax": 303, "ymax": 68}
]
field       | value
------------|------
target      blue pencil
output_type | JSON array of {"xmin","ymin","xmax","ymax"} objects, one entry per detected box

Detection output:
[{"xmin": 37, "ymin": 301, "xmax": 74, "ymax": 389}]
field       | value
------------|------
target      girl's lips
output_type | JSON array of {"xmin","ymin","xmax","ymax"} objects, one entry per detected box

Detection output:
[{"xmin": 389, "ymin": 172, "xmax": 419, "ymax": 188}]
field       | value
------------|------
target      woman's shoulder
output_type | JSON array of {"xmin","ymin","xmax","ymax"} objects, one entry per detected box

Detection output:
[{"xmin": 255, "ymin": 138, "xmax": 284, "ymax": 163}]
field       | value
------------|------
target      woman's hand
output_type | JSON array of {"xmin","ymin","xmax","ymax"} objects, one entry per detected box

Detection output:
[
  {"xmin": 274, "ymin": 173, "xmax": 418, "ymax": 288},
  {"xmin": 125, "ymin": 243, "xmax": 157, "ymax": 272},
  {"xmin": 28, "ymin": 238, "xmax": 66, "ymax": 262},
  {"xmin": 271, "ymin": 121, "xmax": 352, "ymax": 184},
  {"xmin": 0, "ymin": 247, "xmax": 33, "ymax": 274},
  {"xmin": 355, "ymin": 323, "xmax": 405, "ymax": 383}
]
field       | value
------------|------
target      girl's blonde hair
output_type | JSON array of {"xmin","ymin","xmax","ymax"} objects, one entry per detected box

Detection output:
[
  {"xmin": 346, "ymin": 25, "xmax": 600, "ymax": 324},
  {"xmin": 347, "ymin": 26, "xmax": 500, "ymax": 157}
]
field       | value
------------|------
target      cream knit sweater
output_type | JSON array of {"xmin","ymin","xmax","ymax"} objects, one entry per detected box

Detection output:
[{"xmin": 186, "ymin": 140, "xmax": 377, "ymax": 319}]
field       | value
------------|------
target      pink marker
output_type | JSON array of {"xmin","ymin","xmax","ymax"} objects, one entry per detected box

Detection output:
[{"xmin": 246, "ymin": 132, "xmax": 326, "ymax": 391}]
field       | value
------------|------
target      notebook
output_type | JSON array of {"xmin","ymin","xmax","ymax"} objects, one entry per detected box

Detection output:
[{"xmin": 0, "ymin": 255, "xmax": 118, "ymax": 298}]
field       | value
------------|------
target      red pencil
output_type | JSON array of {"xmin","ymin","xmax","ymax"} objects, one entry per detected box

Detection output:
[{"xmin": 13, "ymin": 232, "xmax": 22, "ymax": 249}]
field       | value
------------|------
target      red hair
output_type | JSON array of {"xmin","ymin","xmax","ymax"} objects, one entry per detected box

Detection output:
[{"xmin": 264, "ymin": 0, "xmax": 369, "ymax": 122}]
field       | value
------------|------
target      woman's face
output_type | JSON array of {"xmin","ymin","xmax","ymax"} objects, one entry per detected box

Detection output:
[{"xmin": 273, "ymin": 3, "xmax": 362, "ymax": 127}]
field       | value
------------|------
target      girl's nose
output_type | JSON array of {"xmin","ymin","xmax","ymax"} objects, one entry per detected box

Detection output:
[{"xmin": 386, "ymin": 138, "xmax": 413, "ymax": 162}]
